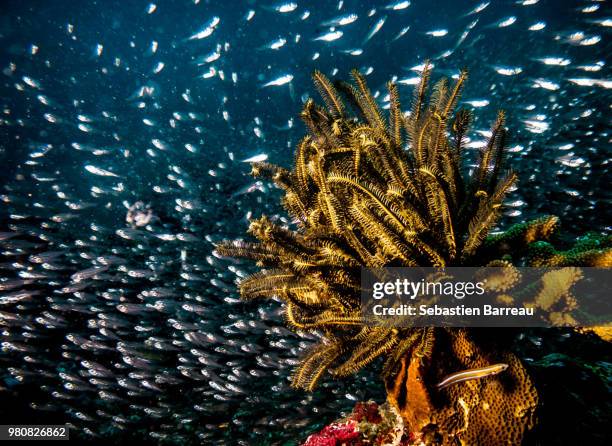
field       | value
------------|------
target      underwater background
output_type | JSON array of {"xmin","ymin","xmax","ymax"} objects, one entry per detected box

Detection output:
[{"xmin": 0, "ymin": 0, "xmax": 610, "ymax": 444}]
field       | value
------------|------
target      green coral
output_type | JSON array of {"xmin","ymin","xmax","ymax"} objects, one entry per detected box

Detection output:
[{"xmin": 479, "ymin": 216, "xmax": 612, "ymax": 267}]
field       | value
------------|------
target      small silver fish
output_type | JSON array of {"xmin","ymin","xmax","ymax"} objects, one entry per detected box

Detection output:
[
  {"xmin": 0, "ymin": 232, "xmax": 20, "ymax": 241},
  {"xmin": 84, "ymin": 164, "xmax": 120, "ymax": 178},
  {"xmin": 262, "ymin": 74, "xmax": 294, "ymax": 87},
  {"xmin": 363, "ymin": 16, "xmax": 386, "ymax": 43}
]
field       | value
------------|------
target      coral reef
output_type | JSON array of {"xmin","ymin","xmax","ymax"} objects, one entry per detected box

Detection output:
[
  {"xmin": 216, "ymin": 65, "xmax": 611, "ymax": 444},
  {"xmin": 302, "ymin": 401, "xmax": 403, "ymax": 446},
  {"xmin": 479, "ymin": 225, "xmax": 612, "ymax": 327},
  {"xmin": 385, "ymin": 329, "xmax": 537, "ymax": 444}
]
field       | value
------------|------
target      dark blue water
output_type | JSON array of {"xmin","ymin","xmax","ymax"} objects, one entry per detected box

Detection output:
[{"xmin": 0, "ymin": 1, "xmax": 610, "ymax": 444}]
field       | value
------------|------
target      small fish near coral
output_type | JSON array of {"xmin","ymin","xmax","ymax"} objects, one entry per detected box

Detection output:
[{"xmin": 436, "ymin": 363, "xmax": 509, "ymax": 390}]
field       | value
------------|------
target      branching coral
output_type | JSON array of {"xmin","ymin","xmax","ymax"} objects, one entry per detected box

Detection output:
[{"xmin": 215, "ymin": 64, "xmax": 611, "ymax": 444}]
